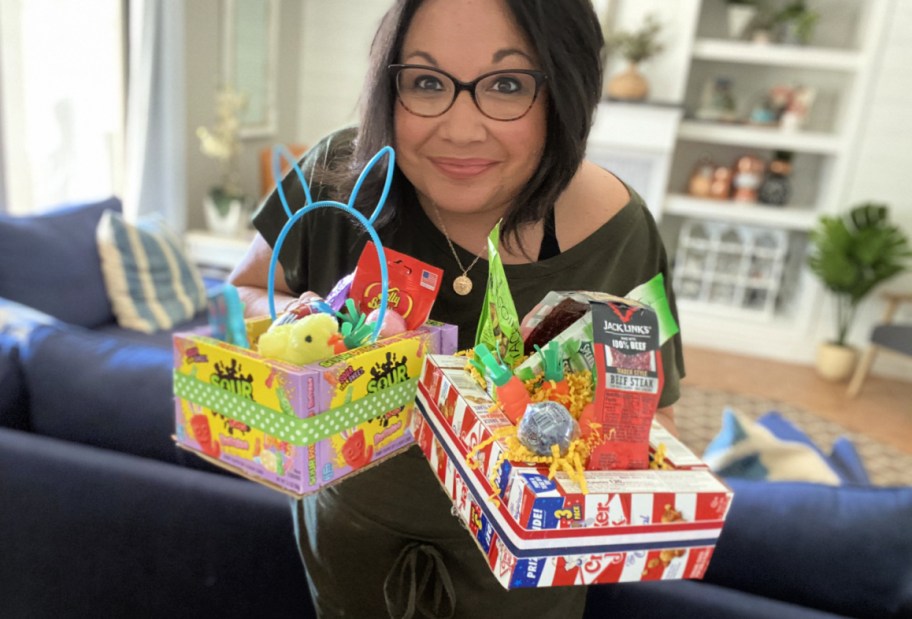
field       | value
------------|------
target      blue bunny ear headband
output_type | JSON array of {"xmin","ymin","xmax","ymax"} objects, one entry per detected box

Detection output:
[{"xmin": 267, "ymin": 143, "xmax": 396, "ymax": 345}]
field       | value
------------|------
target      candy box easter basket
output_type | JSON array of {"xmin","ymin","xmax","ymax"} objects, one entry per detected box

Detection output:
[
  {"xmin": 173, "ymin": 146, "xmax": 456, "ymax": 497},
  {"xmin": 413, "ymin": 355, "xmax": 732, "ymax": 589},
  {"xmin": 412, "ymin": 237, "xmax": 733, "ymax": 589}
]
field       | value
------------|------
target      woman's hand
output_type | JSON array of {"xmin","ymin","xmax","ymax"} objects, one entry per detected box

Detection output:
[{"xmin": 227, "ymin": 234, "xmax": 298, "ymax": 318}]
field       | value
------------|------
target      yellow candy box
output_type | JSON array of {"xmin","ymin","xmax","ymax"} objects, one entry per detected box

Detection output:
[{"xmin": 173, "ymin": 318, "xmax": 457, "ymax": 496}]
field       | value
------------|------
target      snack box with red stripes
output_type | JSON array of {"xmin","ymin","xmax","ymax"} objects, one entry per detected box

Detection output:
[{"xmin": 413, "ymin": 354, "xmax": 733, "ymax": 589}]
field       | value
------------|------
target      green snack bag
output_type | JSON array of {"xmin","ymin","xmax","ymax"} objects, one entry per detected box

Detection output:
[
  {"xmin": 625, "ymin": 273, "xmax": 679, "ymax": 346},
  {"xmin": 475, "ymin": 222, "xmax": 523, "ymax": 368}
]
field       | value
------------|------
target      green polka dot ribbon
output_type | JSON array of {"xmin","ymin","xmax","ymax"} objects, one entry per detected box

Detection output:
[{"xmin": 173, "ymin": 371, "xmax": 418, "ymax": 445}]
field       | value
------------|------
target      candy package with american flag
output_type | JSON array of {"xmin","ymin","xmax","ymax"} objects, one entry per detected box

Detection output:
[{"xmin": 349, "ymin": 241, "xmax": 443, "ymax": 331}]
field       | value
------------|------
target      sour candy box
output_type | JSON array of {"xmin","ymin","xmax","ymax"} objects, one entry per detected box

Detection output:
[
  {"xmin": 174, "ymin": 319, "xmax": 456, "ymax": 496},
  {"xmin": 173, "ymin": 144, "xmax": 458, "ymax": 496}
]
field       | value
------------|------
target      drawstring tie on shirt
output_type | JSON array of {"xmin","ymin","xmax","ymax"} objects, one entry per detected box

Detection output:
[{"xmin": 384, "ymin": 542, "xmax": 456, "ymax": 619}]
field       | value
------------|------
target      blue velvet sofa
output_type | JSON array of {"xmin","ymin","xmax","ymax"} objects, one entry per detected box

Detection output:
[{"xmin": 1, "ymin": 199, "xmax": 910, "ymax": 619}]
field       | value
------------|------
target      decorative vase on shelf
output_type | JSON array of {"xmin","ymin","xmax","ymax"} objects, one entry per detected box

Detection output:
[
  {"xmin": 203, "ymin": 189, "xmax": 246, "ymax": 238},
  {"xmin": 726, "ymin": 4, "xmax": 758, "ymax": 40},
  {"xmin": 605, "ymin": 63, "xmax": 649, "ymax": 101}
]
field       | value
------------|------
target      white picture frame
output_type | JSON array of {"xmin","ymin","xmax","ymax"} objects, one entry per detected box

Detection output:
[{"xmin": 221, "ymin": 0, "xmax": 279, "ymax": 138}]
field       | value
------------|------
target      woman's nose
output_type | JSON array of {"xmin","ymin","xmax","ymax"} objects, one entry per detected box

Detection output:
[{"xmin": 438, "ymin": 90, "xmax": 487, "ymax": 143}]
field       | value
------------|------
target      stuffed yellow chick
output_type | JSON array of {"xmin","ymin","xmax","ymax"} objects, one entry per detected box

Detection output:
[{"xmin": 257, "ymin": 313, "xmax": 343, "ymax": 365}]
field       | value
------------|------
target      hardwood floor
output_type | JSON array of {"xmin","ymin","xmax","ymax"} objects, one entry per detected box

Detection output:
[{"xmin": 681, "ymin": 346, "xmax": 912, "ymax": 455}]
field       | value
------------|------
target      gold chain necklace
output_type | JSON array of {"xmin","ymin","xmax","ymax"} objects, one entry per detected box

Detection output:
[{"xmin": 431, "ymin": 201, "xmax": 487, "ymax": 296}]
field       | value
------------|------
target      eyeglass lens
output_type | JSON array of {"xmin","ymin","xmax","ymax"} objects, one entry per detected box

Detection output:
[{"xmin": 394, "ymin": 66, "xmax": 539, "ymax": 121}]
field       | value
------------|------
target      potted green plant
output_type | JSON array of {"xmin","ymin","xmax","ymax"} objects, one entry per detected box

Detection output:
[
  {"xmin": 775, "ymin": 0, "xmax": 820, "ymax": 45},
  {"xmin": 196, "ymin": 86, "xmax": 248, "ymax": 237},
  {"xmin": 743, "ymin": 1, "xmax": 780, "ymax": 43},
  {"xmin": 807, "ymin": 202, "xmax": 912, "ymax": 380},
  {"xmin": 603, "ymin": 14, "xmax": 664, "ymax": 101}
]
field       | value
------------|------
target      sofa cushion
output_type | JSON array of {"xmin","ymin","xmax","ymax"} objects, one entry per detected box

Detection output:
[
  {"xmin": 96, "ymin": 210, "xmax": 207, "ymax": 333},
  {"xmin": 0, "ymin": 344, "xmax": 28, "ymax": 430},
  {"xmin": 0, "ymin": 427, "xmax": 314, "ymax": 618},
  {"xmin": 0, "ymin": 297, "xmax": 61, "ymax": 430},
  {"xmin": 20, "ymin": 322, "xmax": 181, "ymax": 464},
  {"xmin": 586, "ymin": 579, "xmax": 847, "ymax": 619},
  {"xmin": 705, "ymin": 479, "xmax": 912, "ymax": 619},
  {"xmin": 0, "ymin": 197, "xmax": 121, "ymax": 328}
]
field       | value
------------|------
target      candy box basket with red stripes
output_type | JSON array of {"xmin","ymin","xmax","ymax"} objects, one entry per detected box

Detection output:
[{"xmin": 413, "ymin": 354, "xmax": 733, "ymax": 589}]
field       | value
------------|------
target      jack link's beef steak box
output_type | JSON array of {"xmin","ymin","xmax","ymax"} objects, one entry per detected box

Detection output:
[{"xmin": 413, "ymin": 354, "xmax": 733, "ymax": 589}]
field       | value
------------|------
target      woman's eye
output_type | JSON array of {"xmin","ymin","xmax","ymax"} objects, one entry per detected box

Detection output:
[
  {"xmin": 489, "ymin": 76, "xmax": 524, "ymax": 94},
  {"xmin": 413, "ymin": 75, "xmax": 445, "ymax": 91}
]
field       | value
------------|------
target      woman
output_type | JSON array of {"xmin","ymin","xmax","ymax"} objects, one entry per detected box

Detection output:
[{"xmin": 230, "ymin": 0, "xmax": 685, "ymax": 616}]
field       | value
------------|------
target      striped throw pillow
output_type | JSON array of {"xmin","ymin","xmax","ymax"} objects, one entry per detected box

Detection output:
[{"xmin": 96, "ymin": 210, "xmax": 207, "ymax": 333}]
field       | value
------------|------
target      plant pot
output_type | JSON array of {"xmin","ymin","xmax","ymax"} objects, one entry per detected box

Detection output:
[
  {"xmin": 751, "ymin": 28, "xmax": 774, "ymax": 44},
  {"xmin": 605, "ymin": 63, "xmax": 649, "ymax": 102},
  {"xmin": 203, "ymin": 192, "xmax": 246, "ymax": 238},
  {"xmin": 815, "ymin": 342, "xmax": 858, "ymax": 382},
  {"xmin": 726, "ymin": 5, "xmax": 757, "ymax": 40}
]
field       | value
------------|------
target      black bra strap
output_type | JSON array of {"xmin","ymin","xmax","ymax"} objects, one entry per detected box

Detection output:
[{"xmin": 537, "ymin": 207, "xmax": 560, "ymax": 261}]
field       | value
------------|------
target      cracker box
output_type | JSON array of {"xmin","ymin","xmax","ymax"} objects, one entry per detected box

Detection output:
[
  {"xmin": 173, "ymin": 320, "xmax": 456, "ymax": 497},
  {"xmin": 413, "ymin": 354, "xmax": 733, "ymax": 589}
]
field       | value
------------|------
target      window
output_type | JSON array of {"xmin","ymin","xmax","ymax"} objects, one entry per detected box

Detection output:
[{"xmin": 0, "ymin": 0, "xmax": 124, "ymax": 214}]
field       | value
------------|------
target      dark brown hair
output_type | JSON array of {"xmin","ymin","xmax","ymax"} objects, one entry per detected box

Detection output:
[{"xmin": 341, "ymin": 0, "xmax": 604, "ymax": 249}]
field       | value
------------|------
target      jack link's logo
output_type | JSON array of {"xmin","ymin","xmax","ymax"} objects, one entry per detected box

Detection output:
[
  {"xmin": 366, "ymin": 352, "xmax": 409, "ymax": 393},
  {"xmin": 210, "ymin": 359, "xmax": 254, "ymax": 435}
]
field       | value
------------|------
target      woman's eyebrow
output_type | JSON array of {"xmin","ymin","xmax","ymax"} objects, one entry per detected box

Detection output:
[
  {"xmin": 403, "ymin": 48, "xmax": 534, "ymax": 67},
  {"xmin": 492, "ymin": 48, "xmax": 534, "ymax": 64},
  {"xmin": 403, "ymin": 51, "xmax": 438, "ymax": 65}
]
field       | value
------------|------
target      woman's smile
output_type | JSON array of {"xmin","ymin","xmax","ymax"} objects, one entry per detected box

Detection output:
[{"xmin": 429, "ymin": 156, "xmax": 499, "ymax": 180}]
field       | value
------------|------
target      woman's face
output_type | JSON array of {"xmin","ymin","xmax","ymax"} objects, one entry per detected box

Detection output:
[{"xmin": 393, "ymin": 0, "xmax": 547, "ymax": 219}]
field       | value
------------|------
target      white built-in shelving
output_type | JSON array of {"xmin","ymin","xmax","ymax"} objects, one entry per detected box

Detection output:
[
  {"xmin": 595, "ymin": 0, "xmax": 891, "ymax": 359},
  {"xmin": 664, "ymin": 194, "xmax": 818, "ymax": 231},
  {"xmin": 689, "ymin": 39, "xmax": 863, "ymax": 71},
  {"xmin": 676, "ymin": 121, "xmax": 845, "ymax": 155}
]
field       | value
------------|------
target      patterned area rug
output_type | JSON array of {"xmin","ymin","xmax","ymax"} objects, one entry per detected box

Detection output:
[{"xmin": 675, "ymin": 385, "xmax": 912, "ymax": 487}]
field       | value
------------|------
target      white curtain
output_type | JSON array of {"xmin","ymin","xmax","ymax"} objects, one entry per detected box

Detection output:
[{"xmin": 123, "ymin": 0, "xmax": 186, "ymax": 227}]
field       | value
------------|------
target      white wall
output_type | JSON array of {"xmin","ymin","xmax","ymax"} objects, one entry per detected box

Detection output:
[
  {"xmin": 295, "ymin": 0, "xmax": 390, "ymax": 145},
  {"xmin": 837, "ymin": 0, "xmax": 912, "ymax": 378},
  {"xmin": 184, "ymin": 0, "xmax": 304, "ymax": 231}
]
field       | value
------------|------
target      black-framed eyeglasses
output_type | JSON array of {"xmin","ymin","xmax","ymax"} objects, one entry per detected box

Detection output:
[{"xmin": 389, "ymin": 64, "xmax": 547, "ymax": 121}]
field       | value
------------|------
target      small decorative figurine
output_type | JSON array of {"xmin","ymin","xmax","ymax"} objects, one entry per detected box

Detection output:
[
  {"xmin": 731, "ymin": 155, "xmax": 765, "ymax": 202},
  {"xmin": 709, "ymin": 165, "xmax": 734, "ymax": 200},
  {"xmin": 758, "ymin": 151, "xmax": 793, "ymax": 206},
  {"xmin": 688, "ymin": 158, "xmax": 715, "ymax": 198}
]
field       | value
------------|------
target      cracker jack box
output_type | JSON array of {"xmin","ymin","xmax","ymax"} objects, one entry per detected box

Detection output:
[
  {"xmin": 173, "ymin": 144, "xmax": 457, "ymax": 496},
  {"xmin": 413, "ymin": 354, "xmax": 733, "ymax": 589}
]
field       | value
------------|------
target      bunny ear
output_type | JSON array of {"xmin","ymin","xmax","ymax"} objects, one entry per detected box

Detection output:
[
  {"xmin": 273, "ymin": 143, "xmax": 314, "ymax": 219},
  {"xmin": 265, "ymin": 146, "xmax": 393, "ymax": 344},
  {"xmin": 347, "ymin": 145, "xmax": 396, "ymax": 226}
]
